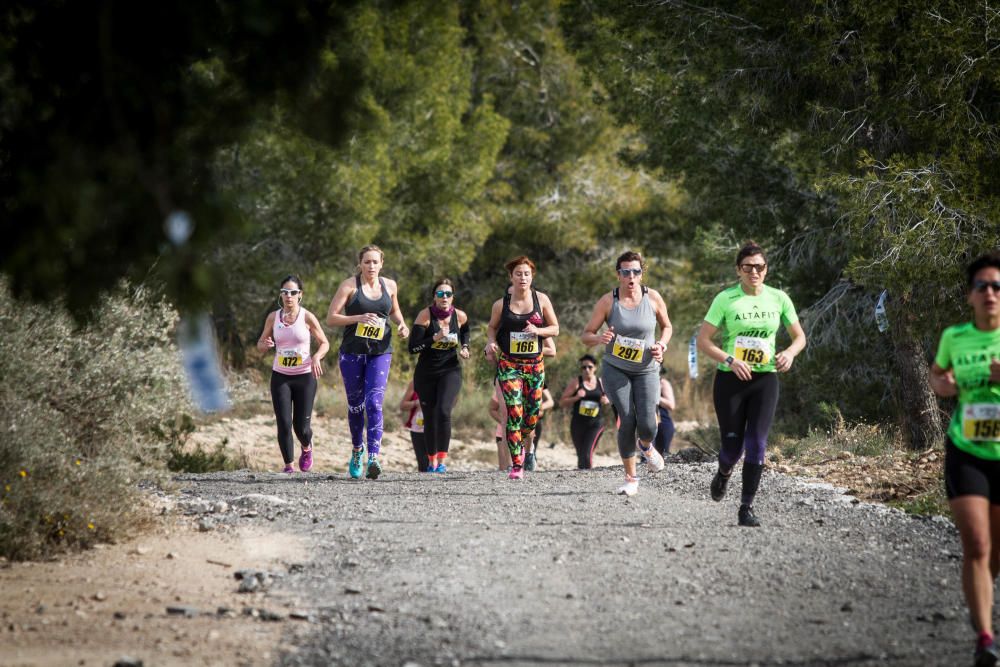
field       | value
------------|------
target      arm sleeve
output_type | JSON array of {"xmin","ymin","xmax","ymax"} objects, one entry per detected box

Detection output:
[
  {"xmin": 703, "ymin": 292, "xmax": 726, "ymax": 328},
  {"xmin": 408, "ymin": 324, "xmax": 433, "ymax": 354},
  {"xmin": 459, "ymin": 321, "xmax": 471, "ymax": 347},
  {"xmin": 934, "ymin": 328, "xmax": 952, "ymax": 369},
  {"xmin": 780, "ymin": 289, "xmax": 799, "ymax": 327}
]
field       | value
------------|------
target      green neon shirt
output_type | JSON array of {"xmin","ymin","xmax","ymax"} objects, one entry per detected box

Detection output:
[
  {"xmin": 934, "ymin": 322, "xmax": 1000, "ymax": 460},
  {"xmin": 703, "ymin": 284, "xmax": 798, "ymax": 373}
]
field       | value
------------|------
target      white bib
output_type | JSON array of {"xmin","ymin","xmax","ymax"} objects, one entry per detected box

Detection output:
[
  {"xmin": 734, "ymin": 335, "xmax": 771, "ymax": 366},
  {"xmin": 509, "ymin": 330, "xmax": 539, "ymax": 355},
  {"xmin": 963, "ymin": 403, "xmax": 1000, "ymax": 442},
  {"xmin": 612, "ymin": 334, "xmax": 645, "ymax": 363},
  {"xmin": 357, "ymin": 316, "xmax": 387, "ymax": 341},
  {"xmin": 277, "ymin": 347, "xmax": 304, "ymax": 368}
]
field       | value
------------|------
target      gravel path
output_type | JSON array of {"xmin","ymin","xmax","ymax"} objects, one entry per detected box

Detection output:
[{"xmin": 173, "ymin": 457, "xmax": 969, "ymax": 667}]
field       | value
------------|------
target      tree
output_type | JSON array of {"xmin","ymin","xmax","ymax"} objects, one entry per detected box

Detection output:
[
  {"xmin": 564, "ymin": 0, "xmax": 1000, "ymax": 446},
  {"xmin": 0, "ymin": 2, "xmax": 364, "ymax": 317}
]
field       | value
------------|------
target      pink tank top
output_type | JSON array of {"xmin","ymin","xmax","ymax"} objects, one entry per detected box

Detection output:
[{"xmin": 272, "ymin": 308, "xmax": 313, "ymax": 375}]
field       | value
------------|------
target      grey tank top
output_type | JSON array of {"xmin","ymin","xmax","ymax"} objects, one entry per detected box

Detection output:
[{"xmin": 604, "ymin": 287, "xmax": 658, "ymax": 372}]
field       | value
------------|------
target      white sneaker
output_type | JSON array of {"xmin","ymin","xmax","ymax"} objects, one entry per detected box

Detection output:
[
  {"xmin": 641, "ymin": 443, "xmax": 664, "ymax": 473},
  {"xmin": 617, "ymin": 478, "xmax": 639, "ymax": 496}
]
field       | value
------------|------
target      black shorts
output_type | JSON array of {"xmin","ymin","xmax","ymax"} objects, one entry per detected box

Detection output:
[{"xmin": 944, "ymin": 438, "xmax": 1000, "ymax": 504}]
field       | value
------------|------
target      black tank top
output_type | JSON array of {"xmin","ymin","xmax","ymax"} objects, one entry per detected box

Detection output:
[
  {"xmin": 571, "ymin": 375, "xmax": 605, "ymax": 426},
  {"xmin": 414, "ymin": 310, "xmax": 461, "ymax": 377},
  {"xmin": 340, "ymin": 276, "xmax": 393, "ymax": 355},
  {"xmin": 497, "ymin": 288, "xmax": 544, "ymax": 360}
]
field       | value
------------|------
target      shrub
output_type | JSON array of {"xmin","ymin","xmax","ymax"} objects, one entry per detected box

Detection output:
[{"xmin": 0, "ymin": 281, "xmax": 189, "ymax": 560}]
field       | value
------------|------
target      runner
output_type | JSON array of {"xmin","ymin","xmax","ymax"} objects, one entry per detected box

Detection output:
[
  {"xmin": 256, "ymin": 275, "xmax": 329, "ymax": 473},
  {"xmin": 558, "ymin": 354, "xmax": 610, "ymax": 469},
  {"xmin": 696, "ymin": 241, "xmax": 806, "ymax": 526},
  {"xmin": 653, "ymin": 367, "xmax": 676, "ymax": 457},
  {"xmin": 581, "ymin": 251, "xmax": 672, "ymax": 496},
  {"xmin": 489, "ymin": 380, "xmax": 514, "ymax": 472},
  {"xmin": 326, "ymin": 245, "xmax": 409, "ymax": 480},
  {"xmin": 408, "ymin": 278, "xmax": 471, "ymax": 473},
  {"xmin": 929, "ymin": 252, "xmax": 1000, "ymax": 667},
  {"xmin": 484, "ymin": 255, "xmax": 560, "ymax": 480},
  {"xmin": 398, "ymin": 379, "xmax": 430, "ymax": 472}
]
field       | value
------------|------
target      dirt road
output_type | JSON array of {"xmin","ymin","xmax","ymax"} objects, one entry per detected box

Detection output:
[
  {"xmin": 0, "ymin": 427, "xmax": 970, "ymax": 667},
  {"xmin": 169, "ymin": 459, "xmax": 965, "ymax": 667}
]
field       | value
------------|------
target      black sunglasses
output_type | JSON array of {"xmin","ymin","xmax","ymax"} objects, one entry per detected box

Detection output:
[
  {"xmin": 580, "ymin": 364, "xmax": 595, "ymax": 370},
  {"xmin": 973, "ymin": 280, "xmax": 1000, "ymax": 294}
]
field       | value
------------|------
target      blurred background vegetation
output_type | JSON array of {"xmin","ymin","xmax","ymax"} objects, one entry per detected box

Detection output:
[{"xmin": 3, "ymin": 0, "xmax": 999, "ymax": 556}]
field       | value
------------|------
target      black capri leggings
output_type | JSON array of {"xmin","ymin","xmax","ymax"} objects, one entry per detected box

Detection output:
[
  {"xmin": 414, "ymin": 367, "xmax": 462, "ymax": 457},
  {"xmin": 713, "ymin": 371, "xmax": 779, "ymax": 469},
  {"xmin": 570, "ymin": 419, "xmax": 604, "ymax": 469},
  {"xmin": 270, "ymin": 371, "xmax": 317, "ymax": 464}
]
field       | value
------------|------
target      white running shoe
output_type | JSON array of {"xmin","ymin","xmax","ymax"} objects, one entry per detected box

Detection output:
[
  {"xmin": 617, "ymin": 478, "xmax": 639, "ymax": 496},
  {"xmin": 643, "ymin": 445, "xmax": 664, "ymax": 473}
]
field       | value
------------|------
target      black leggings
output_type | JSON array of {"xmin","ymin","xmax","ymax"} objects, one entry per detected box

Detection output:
[
  {"xmin": 414, "ymin": 367, "xmax": 462, "ymax": 457},
  {"xmin": 713, "ymin": 371, "xmax": 779, "ymax": 469},
  {"xmin": 570, "ymin": 419, "xmax": 604, "ymax": 469},
  {"xmin": 410, "ymin": 431, "xmax": 430, "ymax": 472},
  {"xmin": 270, "ymin": 371, "xmax": 317, "ymax": 464}
]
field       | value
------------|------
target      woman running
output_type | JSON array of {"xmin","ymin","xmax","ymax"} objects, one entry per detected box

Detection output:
[
  {"xmin": 257, "ymin": 275, "xmax": 329, "ymax": 473},
  {"xmin": 558, "ymin": 354, "xmax": 610, "ymax": 470},
  {"xmin": 930, "ymin": 252, "xmax": 1000, "ymax": 667},
  {"xmin": 523, "ymin": 339, "xmax": 556, "ymax": 471},
  {"xmin": 697, "ymin": 241, "xmax": 806, "ymax": 527},
  {"xmin": 484, "ymin": 255, "xmax": 560, "ymax": 480},
  {"xmin": 408, "ymin": 278, "xmax": 471, "ymax": 473},
  {"xmin": 326, "ymin": 245, "xmax": 409, "ymax": 480},
  {"xmin": 653, "ymin": 368, "xmax": 676, "ymax": 457},
  {"xmin": 399, "ymin": 379, "xmax": 429, "ymax": 472},
  {"xmin": 582, "ymin": 250, "xmax": 672, "ymax": 496}
]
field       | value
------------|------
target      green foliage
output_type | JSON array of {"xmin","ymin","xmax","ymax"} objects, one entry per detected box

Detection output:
[
  {"xmin": 0, "ymin": 280, "xmax": 190, "ymax": 560},
  {"xmin": 0, "ymin": 2, "xmax": 367, "ymax": 318}
]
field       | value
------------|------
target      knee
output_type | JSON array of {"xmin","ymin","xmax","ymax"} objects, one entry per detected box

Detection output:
[{"xmin": 966, "ymin": 532, "xmax": 992, "ymax": 563}]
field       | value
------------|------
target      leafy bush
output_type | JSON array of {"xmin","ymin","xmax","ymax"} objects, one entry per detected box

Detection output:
[{"xmin": 0, "ymin": 281, "xmax": 189, "ymax": 560}]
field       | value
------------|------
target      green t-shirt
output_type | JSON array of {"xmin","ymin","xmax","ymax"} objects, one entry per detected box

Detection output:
[
  {"xmin": 934, "ymin": 322, "xmax": 1000, "ymax": 460},
  {"xmin": 703, "ymin": 284, "xmax": 798, "ymax": 373}
]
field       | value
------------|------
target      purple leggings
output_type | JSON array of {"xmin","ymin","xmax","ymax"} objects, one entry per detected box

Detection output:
[{"xmin": 338, "ymin": 352, "xmax": 392, "ymax": 455}]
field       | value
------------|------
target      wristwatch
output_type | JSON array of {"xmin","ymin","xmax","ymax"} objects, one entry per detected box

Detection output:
[{"xmin": 724, "ymin": 355, "xmax": 734, "ymax": 367}]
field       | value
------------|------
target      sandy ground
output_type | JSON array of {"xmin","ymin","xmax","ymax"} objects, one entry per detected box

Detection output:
[
  {"xmin": 0, "ymin": 521, "xmax": 307, "ymax": 667},
  {"xmin": 185, "ymin": 413, "xmax": 643, "ymax": 474}
]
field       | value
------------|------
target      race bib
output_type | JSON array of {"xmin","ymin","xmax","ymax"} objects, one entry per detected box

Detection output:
[
  {"xmin": 578, "ymin": 400, "xmax": 600, "ymax": 418},
  {"xmin": 357, "ymin": 316, "xmax": 387, "ymax": 341},
  {"xmin": 734, "ymin": 335, "xmax": 771, "ymax": 366},
  {"xmin": 612, "ymin": 335, "xmax": 645, "ymax": 362},
  {"xmin": 509, "ymin": 330, "xmax": 539, "ymax": 355},
  {"xmin": 431, "ymin": 332, "xmax": 459, "ymax": 350},
  {"xmin": 277, "ymin": 348, "xmax": 304, "ymax": 368},
  {"xmin": 963, "ymin": 403, "xmax": 1000, "ymax": 442}
]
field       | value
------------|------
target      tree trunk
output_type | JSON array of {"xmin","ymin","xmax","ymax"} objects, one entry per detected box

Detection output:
[{"xmin": 891, "ymin": 299, "xmax": 942, "ymax": 450}]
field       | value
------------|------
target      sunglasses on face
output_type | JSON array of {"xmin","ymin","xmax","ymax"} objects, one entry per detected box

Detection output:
[
  {"xmin": 973, "ymin": 280, "xmax": 1000, "ymax": 294},
  {"xmin": 740, "ymin": 263, "xmax": 767, "ymax": 274},
  {"xmin": 435, "ymin": 290, "xmax": 454, "ymax": 298},
  {"xmin": 580, "ymin": 364, "xmax": 595, "ymax": 370},
  {"xmin": 279, "ymin": 289, "xmax": 301, "ymax": 296},
  {"xmin": 617, "ymin": 268, "xmax": 642, "ymax": 277}
]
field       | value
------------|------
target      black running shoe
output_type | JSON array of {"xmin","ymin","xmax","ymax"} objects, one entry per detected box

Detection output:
[
  {"xmin": 710, "ymin": 471, "xmax": 730, "ymax": 502},
  {"xmin": 524, "ymin": 452, "xmax": 536, "ymax": 471},
  {"xmin": 738, "ymin": 504, "xmax": 761, "ymax": 527},
  {"xmin": 976, "ymin": 640, "xmax": 1000, "ymax": 667}
]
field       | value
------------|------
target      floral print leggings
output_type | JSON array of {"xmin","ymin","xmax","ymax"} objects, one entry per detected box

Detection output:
[{"xmin": 496, "ymin": 353, "xmax": 545, "ymax": 468}]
